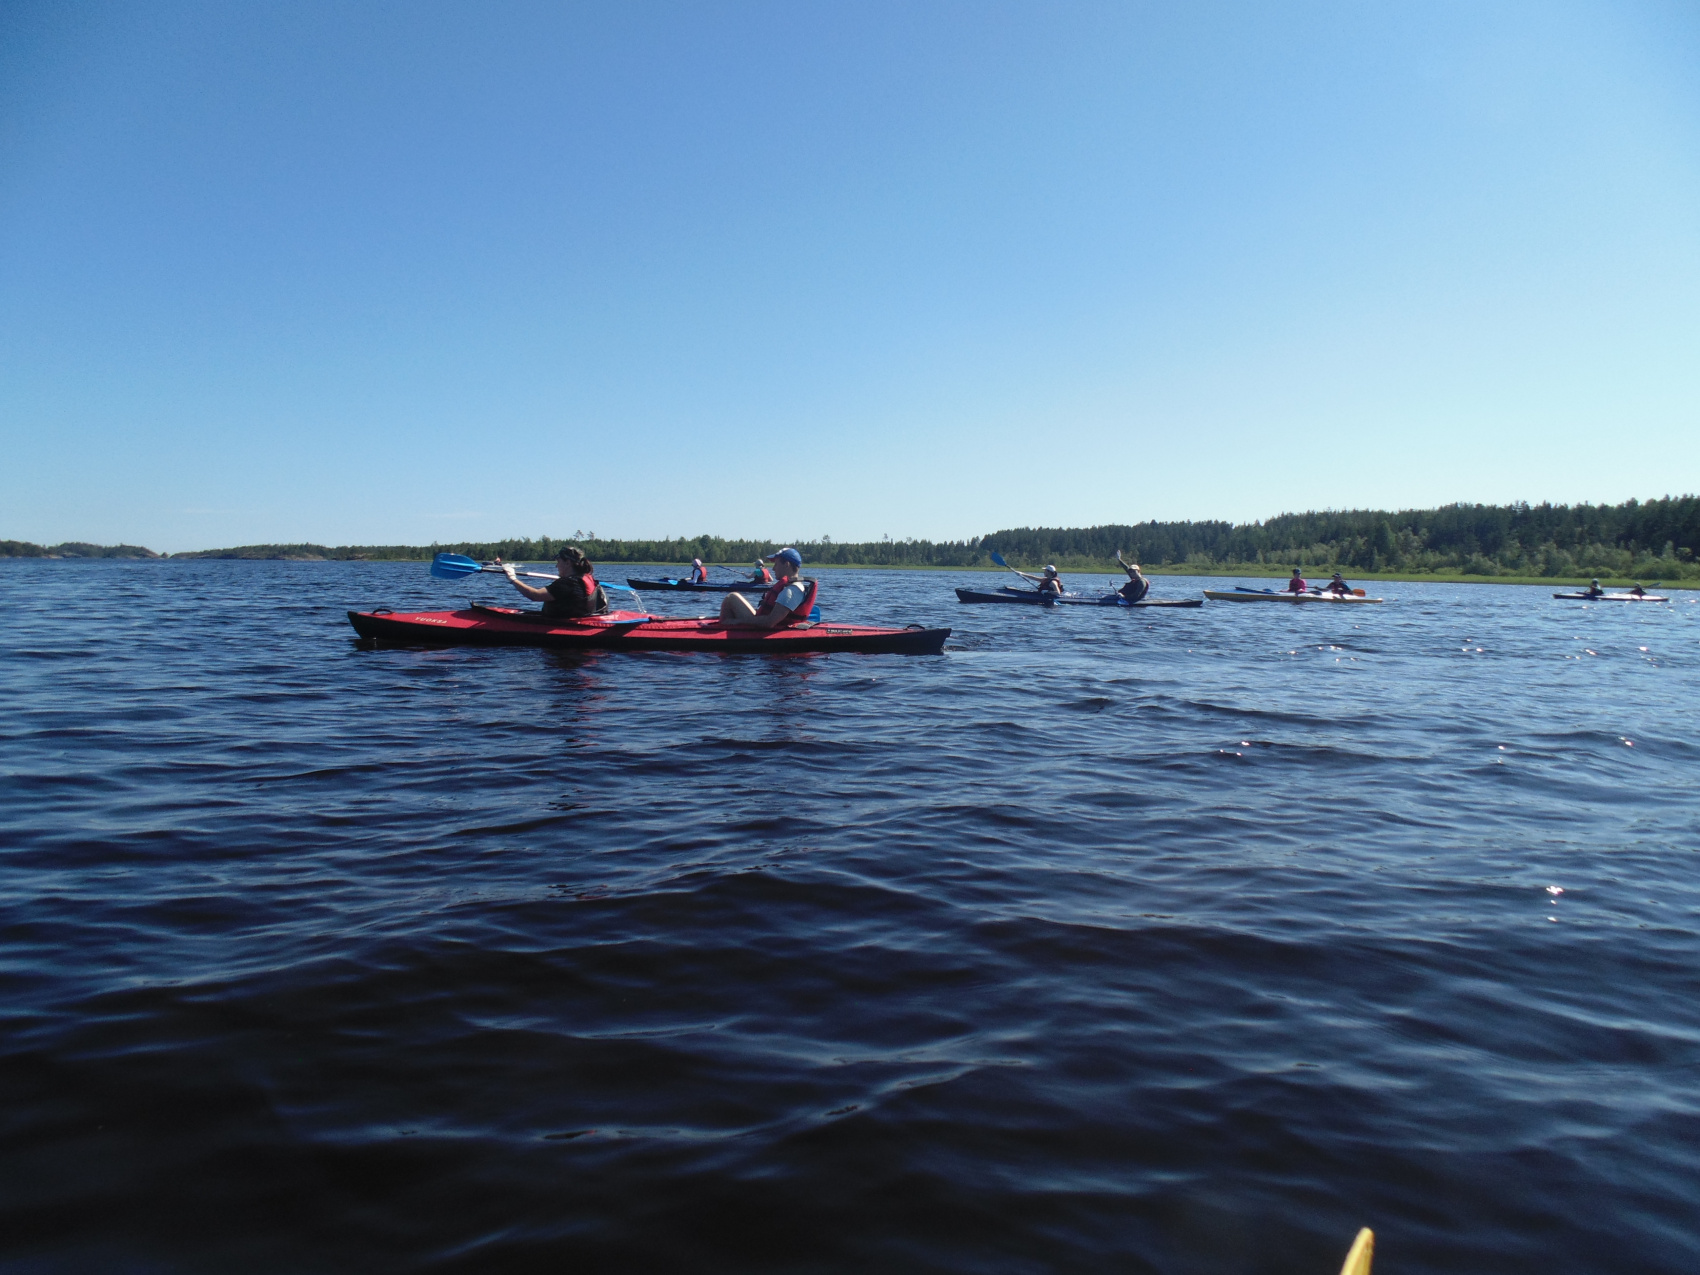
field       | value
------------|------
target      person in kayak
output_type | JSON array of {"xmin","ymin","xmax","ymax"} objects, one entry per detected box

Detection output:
[
  {"xmin": 721, "ymin": 547, "xmax": 812, "ymax": 628},
  {"xmin": 1285, "ymin": 568, "xmax": 1309, "ymax": 595},
  {"xmin": 1117, "ymin": 559, "xmax": 1150, "ymax": 603},
  {"xmin": 1629, "ymin": 582, "xmax": 1647, "ymax": 597},
  {"xmin": 498, "ymin": 546, "xmax": 609, "ymax": 617},
  {"xmin": 688, "ymin": 558, "xmax": 710, "ymax": 584},
  {"xmin": 1326, "ymin": 572, "xmax": 1351, "ymax": 596},
  {"xmin": 750, "ymin": 560, "xmax": 774, "ymax": 585},
  {"xmin": 1584, "ymin": 578, "xmax": 1605, "ymax": 597}
]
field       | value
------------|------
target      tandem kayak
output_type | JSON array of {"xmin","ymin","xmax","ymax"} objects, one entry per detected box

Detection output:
[
  {"xmin": 955, "ymin": 587, "xmax": 1202, "ymax": 608},
  {"xmin": 1552, "ymin": 592, "xmax": 1668, "ymax": 602},
  {"xmin": 348, "ymin": 606, "xmax": 950, "ymax": 654},
  {"xmin": 1203, "ymin": 589, "xmax": 1384, "ymax": 604},
  {"xmin": 626, "ymin": 577, "xmax": 768, "ymax": 593}
]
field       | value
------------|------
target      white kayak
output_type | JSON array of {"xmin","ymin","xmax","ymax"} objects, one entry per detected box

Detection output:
[
  {"xmin": 1552, "ymin": 592, "xmax": 1668, "ymax": 602},
  {"xmin": 1204, "ymin": 589, "xmax": 1384, "ymax": 604}
]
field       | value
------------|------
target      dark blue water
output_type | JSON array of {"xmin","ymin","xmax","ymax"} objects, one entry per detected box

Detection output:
[{"xmin": 3, "ymin": 560, "xmax": 1697, "ymax": 1273}]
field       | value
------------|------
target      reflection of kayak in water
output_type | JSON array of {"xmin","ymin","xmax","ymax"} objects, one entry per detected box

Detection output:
[
  {"xmin": 348, "ymin": 606, "xmax": 950, "ymax": 654},
  {"xmin": 1203, "ymin": 589, "xmax": 1384, "ymax": 604},
  {"xmin": 954, "ymin": 587, "xmax": 1201, "ymax": 607},
  {"xmin": 1552, "ymin": 591, "xmax": 1668, "ymax": 602}
]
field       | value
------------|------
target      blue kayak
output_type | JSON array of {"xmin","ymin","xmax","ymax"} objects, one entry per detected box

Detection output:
[{"xmin": 955, "ymin": 587, "xmax": 1201, "ymax": 608}]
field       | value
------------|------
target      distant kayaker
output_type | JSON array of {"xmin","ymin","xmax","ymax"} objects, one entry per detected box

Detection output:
[
  {"xmin": 721, "ymin": 548, "xmax": 811, "ymax": 628},
  {"xmin": 1630, "ymin": 582, "xmax": 1647, "ymax": 597},
  {"xmin": 1584, "ymin": 578, "xmax": 1605, "ymax": 597},
  {"xmin": 498, "ymin": 546, "xmax": 609, "ymax": 617},
  {"xmin": 750, "ymin": 560, "xmax": 774, "ymax": 585},
  {"xmin": 1326, "ymin": 572, "xmax": 1351, "ymax": 596},
  {"xmin": 1117, "ymin": 558, "xmax": 1150, "ymax": 603},
  {"xmin": 688, "ymin": 557, "xmax": 710, "ymax": 584},
  {"xmin": 1285, "ymin": 568, "xmax": 1309, "ymax": 595}
]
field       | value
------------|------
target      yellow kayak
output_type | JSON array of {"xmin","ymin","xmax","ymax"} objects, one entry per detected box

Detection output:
[{"xmin": 1338, "ymin": 1227, "xmax": 1374, "ymax": 1275}]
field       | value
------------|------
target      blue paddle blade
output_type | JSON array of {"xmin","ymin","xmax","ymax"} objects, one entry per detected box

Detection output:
[
  {"xmin": 991, "ymin": 551, "xmax": 1009, "ymax": 567},
  {"xmin": 431, "ymin": 553, "xmax": 483, "ymax": 579}
]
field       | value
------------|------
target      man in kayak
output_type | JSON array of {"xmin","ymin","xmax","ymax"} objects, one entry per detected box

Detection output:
[
  {"xmin": 746, "ymin": 560, "xmax": 774, "ymax": 585},
  {"xmin": 688, "ymin": 558, "xmax": 710, "ymax": 584},
  {"xmin": 1285, "ymin": 568, "xmax": 1309, "ymax": 595},
  {"xmin": 721, "ymin": 547, "xmax": 810, "ymax": 627},
  {"xmin": 498, "ymin": 546, "xmax": 609, "ymax": 617},
  {"xmin": 1326, "ymin": 572, "xmax": 1352, "ymax": 596},
  {"xmin": 1116, "ymin": 558, "xmax": 1150, "ymax": 603},
  {"xmin": 1584, "ymin": 578, "xmax": 1605, "ymax": 597},
  {"xmin": 1629, "ymin": 582, "xmax": 1647, "ymax": 597}
]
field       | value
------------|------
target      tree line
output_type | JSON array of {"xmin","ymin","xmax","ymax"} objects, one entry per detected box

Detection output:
[{"xmin": 8, "ymin": 496, "xmax": 1697, "ymax": 578}]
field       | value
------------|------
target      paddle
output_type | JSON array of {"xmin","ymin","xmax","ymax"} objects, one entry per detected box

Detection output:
[
  {"xmin": 990, "ymin": 551, "xmax": 1053, "ymax": 589},
  {"xmin": 430, "ymin": 553, "xmax": 640, "ymax": 595}
]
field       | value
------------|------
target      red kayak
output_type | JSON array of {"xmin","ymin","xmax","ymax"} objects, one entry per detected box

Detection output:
[{"xmin": 347, "ymin": 605, "xmax": 950, "ymax": 655}]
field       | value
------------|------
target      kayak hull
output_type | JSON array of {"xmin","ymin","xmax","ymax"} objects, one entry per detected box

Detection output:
[
  {"xmin": 1203, "ymin": 590, "xmax": 1384, "ymax": 603},
  {"xmin": 955, "ymin": 588, "xmax": 1202, "ymax": 608},
  {"xmin": 626, "ymin": 577, "xmax": 768, "ymax": 592},
  {"xmin": 1552, "ymin": 593, "xmax": 1668, "ymax": 602},
  {"xmin": 348, "ymin": 607, "xmax": 950, "ymax": 655}
]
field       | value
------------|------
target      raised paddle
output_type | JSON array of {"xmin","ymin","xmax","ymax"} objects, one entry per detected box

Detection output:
[
  {"xmin": 430, "ymin": 553, "xmax": 640, "ymax": 595},
  {"xmin": 990, "ymin": 551, "xmax": 1051, "ymax": 588}
]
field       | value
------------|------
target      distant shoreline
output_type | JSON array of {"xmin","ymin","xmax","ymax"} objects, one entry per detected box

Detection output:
[{"xmin": 2, "ymin": 553, "xmax": 1691, "ymax": 590}]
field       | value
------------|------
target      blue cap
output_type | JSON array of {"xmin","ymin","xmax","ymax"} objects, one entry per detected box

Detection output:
[{"xmin": 764, "ymin": 547, "xmax": 802, "ymax": 566}]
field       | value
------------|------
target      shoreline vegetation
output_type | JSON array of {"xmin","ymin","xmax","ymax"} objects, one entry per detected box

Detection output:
[{"xmin": 5, "ymin": 496, "xmax": 1696, "ymax": 588}]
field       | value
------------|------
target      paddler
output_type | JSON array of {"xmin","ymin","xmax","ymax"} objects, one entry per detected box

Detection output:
[
  {"xmin": 721, "ymin": 547, "xmax": 810, "ymax": 627},
  {"xmin": 1326, "ymin": 572, "xmax": 1351, "ymax": 596},
  {"xmin": 1117, "ymin": 557, "xmax": 1150, "ymax": 602},
  {"xmin": 688, "ymin": 557, "xmax": 710, "ymax": 584},
  {"xmin": 1629, "ymin": 582, "xmax": 1647, "ymax": 597},
  {"xmin": 1584, "ymin": 578, "xmax": 1605, "ymax": 597},
  {"xmin": 750, "ymin": 559, "xmax": 774, "ymax": 585},
  {"xmin": 1284, "ymin": 568, "xmax": 1309, "ymax": 595},
  {"xmin": 497, "ymin": 546, "xmax": 609, "ymax": 617}
]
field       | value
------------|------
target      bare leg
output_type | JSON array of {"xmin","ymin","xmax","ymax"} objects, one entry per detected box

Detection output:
[{"xmin": 719, "ymin": 591, "xmax": 758, "ymax": 623}]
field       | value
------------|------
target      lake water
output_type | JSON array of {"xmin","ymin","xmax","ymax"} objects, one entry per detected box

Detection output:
[{"xmin": 2, "ymin": 560, "xmax": 1697, "ymax": 1273}]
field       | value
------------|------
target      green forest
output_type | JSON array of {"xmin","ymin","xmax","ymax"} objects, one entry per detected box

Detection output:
[{"xmin": 7, "ymin": 496, "xmax": 1697, "ymax": 579}]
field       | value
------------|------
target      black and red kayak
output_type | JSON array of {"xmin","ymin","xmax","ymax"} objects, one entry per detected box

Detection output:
[
  {"xmin": 625, "ymin": 577, "xmax": 768, "ymax": 593},
  {"xmin": 348, "ymin": 605, "xmax": 950, "ymax": 655},
  {"xmin": 954, "ymin": 587, "xmax": 1202, "ymax": 608}
]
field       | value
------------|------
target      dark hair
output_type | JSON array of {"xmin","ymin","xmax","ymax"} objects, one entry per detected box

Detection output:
[{"xmin": 557, "ymin": 545, "xmax": 590, "ymax": 569}]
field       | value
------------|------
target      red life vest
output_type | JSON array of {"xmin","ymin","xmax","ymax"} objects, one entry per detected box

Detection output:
[
  {"xmin": 755, "ymin": 576, "xmax": 818, "ymax": 627},
  {"xmin": 690, "ymin": 563, "xmax": 708, "ymax": 583},
  {"xmin": 1286, "ymin": 576, "xmax": 1308, "ymax": 593}
]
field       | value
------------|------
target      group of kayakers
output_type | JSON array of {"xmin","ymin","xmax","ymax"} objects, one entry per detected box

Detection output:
[
  {"xmin": 497, "ymin": 545, "xmax": 810, "ymax": 628},
  {"xmin": 687, "ymin": 557, "xmax": 773, "ymax": 587},
  {"xmin": 1582, "ymin": 578, "xmax": 1649, "ymax": 597},
  {"xmin": 1285, "ymin": 568, "xmax": 1356, "ymax": 596},
  {"xmin": 1010, "ymin": 556, "xmax": 1152, "ymax": 602}
]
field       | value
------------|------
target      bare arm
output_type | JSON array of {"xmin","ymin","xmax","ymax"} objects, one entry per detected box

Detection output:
[{"xmin": 497, "ymin": 559, "xmax": 551, "ymax": 602}]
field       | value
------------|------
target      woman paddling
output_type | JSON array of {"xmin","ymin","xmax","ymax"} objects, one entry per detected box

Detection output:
[
  {"xmin": 1284, "ymin": 568, "xmax": 1309, "ymax": 595},
  {"xmin": 497, "ymin": 546, "xmax": 609, "ymax": 617},
  {"xmin": 688, "ymin": 557, "xmax": 710, "ymax": 584}
]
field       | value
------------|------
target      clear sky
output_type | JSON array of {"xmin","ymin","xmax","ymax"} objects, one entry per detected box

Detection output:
[{"xmin": 2, "ymin": 1, "xmax": 1697, "ymax": 552}]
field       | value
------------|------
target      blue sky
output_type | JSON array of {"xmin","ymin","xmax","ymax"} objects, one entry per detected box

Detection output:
[{"xmin": 2, "ymin": 1, "xmax": 1697, "ymax": 552}]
